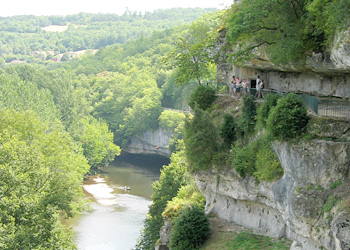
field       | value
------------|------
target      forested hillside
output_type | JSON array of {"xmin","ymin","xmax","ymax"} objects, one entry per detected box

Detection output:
[
  {"xmin": 0, "ymin": 8, "xmax": 214, "ymax": 64},
  {"xmin": 0, "ymin": 8, "xmax": 220, "ymax": 248}
]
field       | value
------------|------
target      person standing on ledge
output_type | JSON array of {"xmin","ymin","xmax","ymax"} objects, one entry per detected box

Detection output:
[{"xmin": 255, "ymin": 75, "xmax": 261, "ymax": 98}]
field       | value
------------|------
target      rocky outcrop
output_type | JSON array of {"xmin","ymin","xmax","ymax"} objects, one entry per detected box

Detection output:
[
  {"xmin": 124, "ymin": 127, "xmax": 172, "ymax": 157},
  {"xmin": 216, "ymin": 29, "xmax": 350, "ymax": 98},
  {"xmin": 154, "ymin": 219, "xmax": 172, "ymax": 250},
  {"xmin": 195, "ymin": 138, "xmax": 350, "ymax": 250}
]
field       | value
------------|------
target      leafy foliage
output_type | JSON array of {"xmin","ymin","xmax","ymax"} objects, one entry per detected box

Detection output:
[
  {"xmin": 238, "ymin": 95, "xmax": 257, "ymax": 137},
  {"xmin": 159, "ymin": 110, "xmax": 186, "ymax": 153},
  {"xmin": 188, "ymin": 85, "xmax": 217, "ymax": 110},
  {"xmin": 266, "ymin": 93, "xmax": 309, "ymax": 140},
  {"xmin": 169, "ymin": 205, "xmax": 210, "ymax": 250},
  {"xmin": 135, "ymin": 150, "xmax": 190, "ymax": 250},
  {"xmin": 162, "ymin": 180, "xmax": 205, "ymax": 218},
  {"xmin": 0, "ymin": 64, "xmax": 118, "ymax": 170},
  {"xmin": 220, "ymin": 113, "xmax": 236, "ymax": 147},
  {"xmin": 305, "ymin": 0, "xmax": 350, "ymax": 46},
  {"xmin": 74, "ymin": 116, "xmax": 121, "ymax": 169},
  {"xmin": 159, "ymin": 110, "xmax": 185, "ymax": 131},
  {"xmin": 184, "ymin": 107, "xmax": 220, "ymax": 171},
  {"xmin": 254, "ymin": 140, "xmax": 283, "ymax": 181},
  {"xmin": 90, "ymin": 72, "xmax": 162, "ymax": 146},
  {"xmin": 0, "ymin": 71, "xmax": 61, "ymax": 125},
  {"xmin": 232, "ymin": 140, "xmax": 259, "ymax": 178},
  {"xmin": 256, "ymin": 94, "xmax": 281, "ymax": 130},
  {"xmin": 232, "ymin": 136, "xmax": 283, "ymax": 181},
  {"xmin": 0, "ymin": 109, "xmax": 89, "ymax": 249},
  {"xmin": 225, "ymin": 0, "xmax": 350, "ymax": 65},
  {"xmin": 166, "ymin": 12, "xmax": 220, "ymax": 85}
]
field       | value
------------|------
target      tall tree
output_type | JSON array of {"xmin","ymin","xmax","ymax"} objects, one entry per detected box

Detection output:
[{"xmin": 166, "ymin": 13, "xmax": 220, "ymax": 85}]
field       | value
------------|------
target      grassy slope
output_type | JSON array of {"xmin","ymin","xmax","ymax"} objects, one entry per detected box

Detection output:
[{"xmin": 201, "ymin": 217, "xmax": 292, "ymax": 250}]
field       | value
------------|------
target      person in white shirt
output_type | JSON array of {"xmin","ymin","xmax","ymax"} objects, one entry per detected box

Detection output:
[{"xmin": 255, "ymin": 76, "xmax": 261, "ymax": 98}]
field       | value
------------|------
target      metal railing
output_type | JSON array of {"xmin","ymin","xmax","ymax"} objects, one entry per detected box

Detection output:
[
  {"xmin": 216, "ymin": 83, "xmax": 350, "ymax": 119},
  {"xmin": 318, "ymin": 99, "xmax": 350, "ymax": 118}
]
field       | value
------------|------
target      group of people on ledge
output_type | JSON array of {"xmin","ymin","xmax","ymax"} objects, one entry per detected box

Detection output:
[{"xmin": 230, "ymin": 75, "xmax": 264, "ymax": 98}]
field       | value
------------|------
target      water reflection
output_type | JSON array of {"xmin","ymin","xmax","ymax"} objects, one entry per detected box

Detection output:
[{"xmin": 65, "ymin": 154, "xmax": 168, "ymax": 250}]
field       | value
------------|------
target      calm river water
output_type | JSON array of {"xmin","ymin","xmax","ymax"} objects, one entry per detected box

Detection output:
[{"xmin": 64, "ymin": 154, "xmax": 169, "ymax": 250}]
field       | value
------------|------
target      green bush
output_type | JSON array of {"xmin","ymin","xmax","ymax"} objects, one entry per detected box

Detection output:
[
  {"xmin": 162, "ymin": 181, "xmax": 205, "ymax": 218},
  {"xmin": 220, "ymin": 113, "xmax": 236, "ymax": 147},
  {"xmin": 256, "ymin": 94, "xmax": 281, "ymax": 130},
  {"xmin": 169, "ymin": 205, "xmax": 210, "ymax": 250},
  {"xmin": 254, "ymin": 140, "xmax": 284, "ymax": 181},
  {"xmin": 238, "ymin": 95, "xmax": 257, "ymax": 137},
  {"xmin": 188, "ymin": 85, "xmax": 216, "ymax": 110},
  {"xmin": 232, "ymin": 140, "xmax": 258, "ymax": 178},
  {"xmin": 266, "ymin": 93, "xmax": 309, "ymax": 140}
]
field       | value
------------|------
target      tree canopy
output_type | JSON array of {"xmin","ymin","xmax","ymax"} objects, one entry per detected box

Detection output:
[
  {"xmin": 225, "ymin": 0, "xmax": 350, "ymax": 65},
  {"xmin": 0, "ymin": 109, "xmax": 89, "ymax": 249}
]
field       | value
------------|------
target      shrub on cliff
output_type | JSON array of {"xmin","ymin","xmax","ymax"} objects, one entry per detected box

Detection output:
[
  {"xmin": 266, "ymin": 93, "xmax": 309, "ymax": 140},
  {"xmin": 220, "ymin": 113, "xmax": 236, "ymax": 148},
  {"xmin": 232, "ymin": 140, "xmax": 258, "ymax": 178},
  {"xmin": 238, "ymin": 95, "xmax": 257, "ymax": 138},
  {"xmin": 184, "ymin": 107, "xmax": 219, "ymax": 171},
  {"xmin": 254, "ymin": 139, "xmax": 283, "ymax": 181},
  {"xmin": 188, "ymin": 85, "xmax": 216, "ymax": 110},
  {"xmin": 256, "ymin": 94, "xmax": 281, "ymax": 130},
  {"xmin": 169, "ymin": 205, "xmax": 210, "ymax": 250}
]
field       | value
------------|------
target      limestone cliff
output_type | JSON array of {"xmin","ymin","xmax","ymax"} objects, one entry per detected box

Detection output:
[
  {"xmin": 216, "ymin": 29, "xmax": 350, "ymax": 98},
  {"xmin": 124, "ymin": 127, "xmax": 172, "ymax": 158},
  {"xmin": 195, "ymin": 117, "xmax": 350, "ymax": 250}
]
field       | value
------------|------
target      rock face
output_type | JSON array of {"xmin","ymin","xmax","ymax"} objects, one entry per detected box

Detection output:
[
  {"xmin": 216, "ymin": 29, "xmax": 350, "ymax": 98},
  {"xmin": 195, "ymin": 138, "xmax": 350, "ymax": 250},
  {"xmin": 154, "ymin": 219, "xmax": 172, "ymax": 250},
  {"xmin": 124, "ymin": 127, "xmax": 172, "ymax": 157}
]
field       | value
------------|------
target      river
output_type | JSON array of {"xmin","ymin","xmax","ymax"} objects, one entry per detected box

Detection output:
[{"xmin": 64, "ymin": 154, "xmax": 170, "ymax": 250}]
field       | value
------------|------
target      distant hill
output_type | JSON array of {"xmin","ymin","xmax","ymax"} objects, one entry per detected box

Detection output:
[{"xmin": 0, "ymin": 8, "xmax": 216, "ymax": 63}]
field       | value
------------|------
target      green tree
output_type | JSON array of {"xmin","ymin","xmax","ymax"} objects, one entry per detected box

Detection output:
[
  {"xmin": 74, "ymin": 116, "xmax": 121, "ymax": 170},
  {"xmin": 188, "ymin": 85, "xmax": 217, "ymax": 110},
  {"xmin": 238, "ymin": 95, "xmax": 257, "ymax": 138},
  {"xmin": 184, "ymin": 107, "xmax": 220, "ymax": 171},
  {"xmin": 166, "ymin": 13, "xmax": 219, "ymax": 85},
  {"xmin": 220, "ymin": 113, "xmax": 236, "ymax": 147},
  {"xmin": 0, "ymin": 72, "xmax": 61, "ymax": 125},
  {"xmin": 91, "ymin": 71, "xmax": 162, "ymax": 147},
  {"xmin": 225, "ymin": 0, "xmax": 350, "ymax": 65},
  {"xmin": 61, "ymin": 52, "xmax": 70, "ymax": 61},
  {"xmin": 0, "ymin": 109, "xmax": 89, "ymax": 249},
  {"xmin": 226, "ymin": 0, "xmax": 313, "ymax": 64},
  {"xmin": 169, "ymin": 205, "xmax": 210, "ymax": 250},
  {"xmin": 158, "ymin": 110, "xmax": 185, "ymax": 131},
  {"xmin": 256, "ymin": 94, "xmax": 280, "ymax": 130},
  {"xmin": 135, "ymin": 150, "xmax": 190, "ymax": 250}
]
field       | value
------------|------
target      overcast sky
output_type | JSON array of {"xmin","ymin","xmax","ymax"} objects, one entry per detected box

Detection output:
[{"xmin": 0, "ymin": 0, "xmax": 233, "ymax": 17}]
